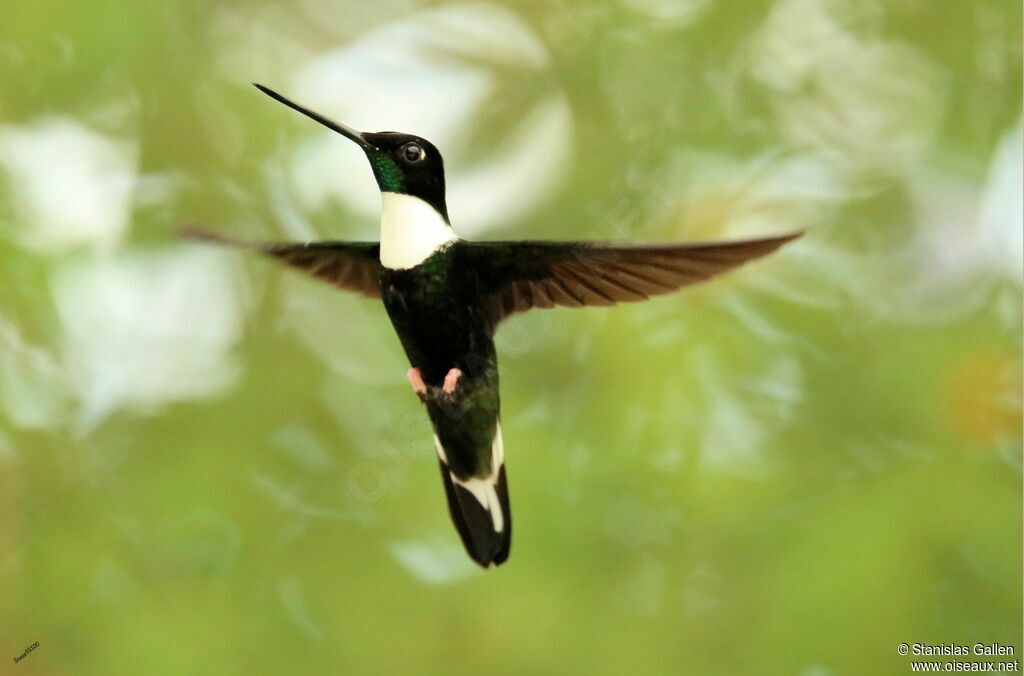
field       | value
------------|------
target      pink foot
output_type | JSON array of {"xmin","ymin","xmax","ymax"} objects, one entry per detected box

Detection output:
[
  {"xmin": 406, "ymin": 367, "xmax": 427, "ymax": 396},
  {"xmin": 442, "ymin": 368, "xmax": 463, "ymax": 395}
]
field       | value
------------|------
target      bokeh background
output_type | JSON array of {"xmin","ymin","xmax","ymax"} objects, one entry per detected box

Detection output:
[{"xmin": 1, "ymin": 1, "xmax": 1021, "ymax": 674}]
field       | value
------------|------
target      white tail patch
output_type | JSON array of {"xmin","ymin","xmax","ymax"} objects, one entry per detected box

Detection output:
[
  {"xmin": 379, "ymin": 193, "xmax": 458, "ymax": 269},
  {"xmin": 432, "ymin": 435, "xmax": 448, "ymax": 464},
  {"xmin": 434, "ymin": 423, "xmax": 505, "ymax": 532}
]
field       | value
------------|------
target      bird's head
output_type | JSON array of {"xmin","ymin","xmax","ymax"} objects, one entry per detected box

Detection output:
[{"xmin": 255, "ymin": 84, "xmax": 448, "ymax": 221}]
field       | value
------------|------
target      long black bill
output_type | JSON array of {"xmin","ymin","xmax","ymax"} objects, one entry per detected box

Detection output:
[{"xmin": 253, "ymin": 83, "xmax": 375, "ymax": 151}]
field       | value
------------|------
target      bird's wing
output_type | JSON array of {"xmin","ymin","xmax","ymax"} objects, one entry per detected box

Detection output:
[
  {"xmin": 182, "ymin": 226, "xmax": 382, "ymax": 298},
  {"xmin": 462, "ymin": 232, "xmax": 801, "ymax": 324}
]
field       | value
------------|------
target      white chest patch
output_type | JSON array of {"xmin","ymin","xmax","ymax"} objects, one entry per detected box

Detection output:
[{"xmin": 379, "ymin": 193, "xmax": 458, "ymax": 270}]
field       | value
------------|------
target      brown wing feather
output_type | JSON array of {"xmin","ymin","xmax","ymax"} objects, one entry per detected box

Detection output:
[
  {"xmin": 474, "ymin": 232, "xmax": 801, "ymax": 323},
  {"xmin": 181, "ymin": 226, "xmax": 382, "ymax": 299}
]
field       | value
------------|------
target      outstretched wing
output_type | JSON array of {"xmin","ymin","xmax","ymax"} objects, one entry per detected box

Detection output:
[
  {"xmin": 463, "ymin": 232, "xmax": 801, "ymax": 323},
  {"xmin": 182, "ymin": 226, "xmax": 382, "ymax": 299}
]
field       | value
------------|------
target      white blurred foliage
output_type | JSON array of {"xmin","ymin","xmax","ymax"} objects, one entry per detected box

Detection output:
[
  {"xmin": 751, "ymin": 0, "xmax": 946, "ymax": 182},
  {"xmin": 0, "ymin": 118, "xmax": 137, "ymax": 254},
  {"xmin": 695, "ymin": 352, "xmax": 804, "ymax": 478},
  {"xmin": 282, "ymin": 2, "xmax": 572, "ymax": 236},
  {"xmin": 862, "ymin": 125, "xmax": 1022, "ymax": 327},
  {"xmin": 611, "ymin": 556, "xmax": 665, "ymax": 616},
  {"xmin": 271, "ymin": 424, "xmax": 338, "ymax": 472},
  {"xmin": 210, "ymin": 1, "xmax": 417, "ymax": 96},
  {"xmin": 278, "ymin": 575, "xmax": 326, "ymax": 640},
  {"xmin": 797, "ymin": 666, "xmax": 834, "ymax": 676},
  {"xmin": 892, "ymin": 173, "xmax": 997, "ymax": 323},
  {"xmin": 655, "ymin": 150, "xmax": 845, "ymax": 312},
  {"xmin": 389, "ymin": 538, "xmax": 478, "ymax": 584},
  {"xmin": 978, "ymin": 119, "xmax": 1023, "ymax": 283},
  {"xmin": 53, "ymin": 247, "xmax": 245, "ymax": 433},
  {"xmin": 680, "ymin": 565, "xmax": 724, "ymax": 620},
  {"xmin": 247, "ymin": 471, "xmax": 373, "ymax": 523},
  {"xmin": 662, "ymin": 150, "xmax": 845, "ymax": 239},
  {"xmin": 0, "ymin": 316, "xmax": 70, "ymax": 429},
  {"xmin": 278, "ymin": 275, "xmax": 406, "ymax": 386},
  {"xmin": 621, "ymin": 0, "xmax": 712, "ymax": 28}
]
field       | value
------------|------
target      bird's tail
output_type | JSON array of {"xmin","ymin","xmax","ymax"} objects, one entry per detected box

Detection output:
[{"xmin": 434, "ymin": 423, "xmax": 511, "ymax": 568}]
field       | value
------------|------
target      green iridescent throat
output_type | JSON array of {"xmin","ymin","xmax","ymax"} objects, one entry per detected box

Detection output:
[{"xmin": 371, "ymin": 154, "xmax": 405, "ymax": 192}]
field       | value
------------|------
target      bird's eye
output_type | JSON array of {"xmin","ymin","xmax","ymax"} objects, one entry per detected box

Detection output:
[{"xmin": 403, "ymin": 143, "xmax": 425, "ymax": 162}]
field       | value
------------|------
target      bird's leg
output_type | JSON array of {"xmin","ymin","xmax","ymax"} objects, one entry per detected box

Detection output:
[
  {"xmin": 442, "ymin": 367, "xmax": 462, "ymax": 395},
  {"xmin": 406, "ymin": 367, "xmax": 427, "ymax": 396}
]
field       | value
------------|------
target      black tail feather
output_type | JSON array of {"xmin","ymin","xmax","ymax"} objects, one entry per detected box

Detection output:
[{"xmin": 437, "ymin": 461, "xmax": 511, "ymax": 568}]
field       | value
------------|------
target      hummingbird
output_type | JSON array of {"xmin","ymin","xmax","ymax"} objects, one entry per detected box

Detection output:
[{"xmin": 186, "ymin": 83, "xmax": 801, "ymax": 569}]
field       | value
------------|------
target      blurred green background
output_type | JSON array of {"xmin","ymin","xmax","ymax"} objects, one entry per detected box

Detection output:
[{"xmin": 0, "ymin": 1, "xmax": 1021, "ymax": 674}]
